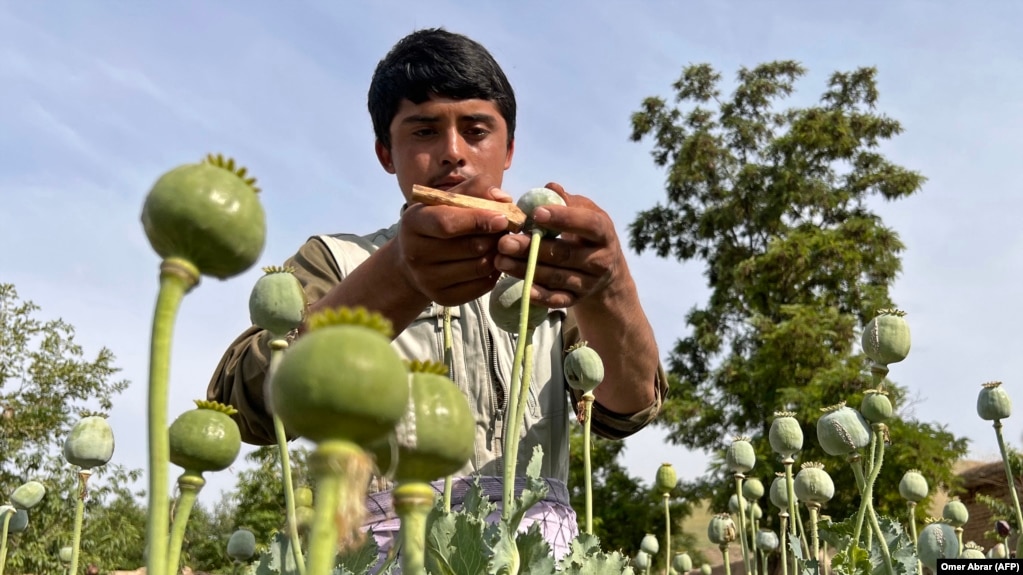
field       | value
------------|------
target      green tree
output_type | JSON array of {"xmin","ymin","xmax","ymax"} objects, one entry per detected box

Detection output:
[
  {"xmin": 82, "ymin": 485, "xmax": 148, "ymax": 571},
  {"xmin": 229, "ymin": 445, "xmax": 311, "ymax": 553},
  {"xmin": 567, "ymin": 424, "xmax": 703, "ymax": 572},
  {"xmin": 0, "ymin": 282, "xmax": 143, "ymax": 573},
  {"xmin": 178, "ymin": 497, "xmax": 236, "ymax": 573},
  {"xmin": 2, "ymin": 456, "xmax": 146, "ymax": 574},
  {"xmin": 0, "ymin": 283, "xmax": 129, "ymax": 488},
  {"xmin": 165, "ymin": 444, "xmax": 312, "ymax": 572},
  {"xmin": 628, "ymin": 62, "xmax": 968, "ymax": 519},
  {"xmin": 161, "ymin": 418, "xmax": 310, "ymax": 571}
]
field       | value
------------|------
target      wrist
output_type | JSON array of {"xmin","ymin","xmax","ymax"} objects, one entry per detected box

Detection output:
[{"xmin": 385, "ymin": 238, "xmax": 432, "ymax": 308}]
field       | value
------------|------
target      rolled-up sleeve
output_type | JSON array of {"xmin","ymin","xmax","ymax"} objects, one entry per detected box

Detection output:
[
  {"xmin": 570, "ymin": 364, "xmax": 669, "ymax": 440},
  {"xmin": 562, "ymin": 311, "xmax": 670, "ymax": 440},
  {"xmin": 206, "ymin": 237, "xmax": 343, "ymax": 445}
]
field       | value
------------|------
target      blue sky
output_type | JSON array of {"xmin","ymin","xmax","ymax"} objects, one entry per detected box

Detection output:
[{"xmin": 3, "ymin": 1, "xmax": 1022, "ymax": 514}]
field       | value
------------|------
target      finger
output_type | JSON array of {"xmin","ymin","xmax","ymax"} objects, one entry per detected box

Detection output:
[
  {"xmin": 493, "ymin": 253, "xmax": 599, "ymax": 303},
  {"xmin": 497, "ymin": 234, "xmax": 606, "ymax": 277},
  {"xmin": 525, "ymin": 182, "xmax": 609, "ymax": 243},
  {"xmin": 412, "ymin": 233, "xmax": 500, "ymax": 263},
  {"xmin": 496, "ymin": 233, "xmax": 532, "ymax": 257},
  {"xmin": 528, "ymin": 282, "xmax": 579, "ymax": 309},
  {"xmin": 543, "ymin": 182, "xmax": 569, "ymax": 201},
  {"xmin": 405, "ymin": 203, "xmax": 509, "ymax": 238},
  {"xmin": 491, "ymin": 252, "xmax": 582, "ymax": 308},
  {"xmin": 531, "ymin": 263, "xmax": 590, "ymax": 297},
  {"xmin": 411, "ymin": 254, "xmax": 499, "ymax": 286},
  {"xmin": 450, "ymin": 174, "xmax": 513, "ymax": 203},
  {"xmin": 431, "ymin": 273, "xmax": 503, "ymax": 307},
  {"xmin": 529, "ymin": 202, "xmax": 610, "ymax": 244}
]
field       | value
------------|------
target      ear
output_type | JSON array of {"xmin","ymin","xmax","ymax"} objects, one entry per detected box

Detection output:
[
  {"xmin": 375, "ymin": 140, "xmax": 396, "ymax": 174},
  {"xmin": 504, "ymin": 138, "xmax": 515, "ymax": 170}
]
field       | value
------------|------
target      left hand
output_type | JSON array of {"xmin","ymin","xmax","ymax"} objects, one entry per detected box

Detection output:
[{"xmin": 494, "ymin": 182, "xmax": 622, "ymax": 309}]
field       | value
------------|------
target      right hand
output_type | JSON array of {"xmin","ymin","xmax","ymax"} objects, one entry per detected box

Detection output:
[{"xmin": 396, "ymin": 176, "xmax": 513, "ymax": 306}]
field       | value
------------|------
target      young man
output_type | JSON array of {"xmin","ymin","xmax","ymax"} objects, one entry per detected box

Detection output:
[{"xmin": 207, "ymin": 27, "xmax": 668, "ymax": 562}]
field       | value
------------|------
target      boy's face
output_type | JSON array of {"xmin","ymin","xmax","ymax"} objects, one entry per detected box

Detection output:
[{"xmin": 375, "ymin": 95, "xmax": 515, "ymax": 202}]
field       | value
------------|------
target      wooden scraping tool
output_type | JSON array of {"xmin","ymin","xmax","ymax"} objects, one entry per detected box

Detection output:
[{"xmin": 411, "ymin": 184, "xmax": 527, "ymax": 232}]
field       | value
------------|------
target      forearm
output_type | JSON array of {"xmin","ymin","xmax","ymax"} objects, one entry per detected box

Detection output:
[
  {"xmin": 207, "ymin": 326, "xmax": 279, "ymax": 445},
  {"xmin": 573, "ymin": 266, "xmax": 659, "ymax": 414},
  {"xmin": 299, "ymin": 239, "xmax": 431, "ymax": 338},
  {"xmin": 207, "ymin": 235, "xmax": 430, "ymax": 443}
]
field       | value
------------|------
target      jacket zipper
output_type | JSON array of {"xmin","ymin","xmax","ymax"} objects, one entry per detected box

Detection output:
[
  {"xmin": 476, "ymin": 298, "xmax": 505, "ymax": 413},
  {"xmin": 438, "ymin": 305, "xmax": 453, "ymax": 379}
]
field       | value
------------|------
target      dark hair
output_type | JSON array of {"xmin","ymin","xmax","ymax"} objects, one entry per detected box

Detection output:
[{"xmin": 368, "ymin": 28, "xmax": 517, "ymax": 149}]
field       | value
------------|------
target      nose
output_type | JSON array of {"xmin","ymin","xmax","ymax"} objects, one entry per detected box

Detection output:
[{"xmin": 439, "ymin": 128, "xmax": 467, "ymax": 167}]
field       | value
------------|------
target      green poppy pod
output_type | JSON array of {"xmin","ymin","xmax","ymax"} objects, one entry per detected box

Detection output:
[
  {"xmin": 226, "ymin": 528, "xmax": 257, "ymax": 561},
  {"xmin": 63, "ymin": 414, "xmax": 115, "ymax": 470},
  {"xmin": 368, "ymin": 360, "xmax": 475, "ymax": 484},
  {"xmin": 860, "ymin": 389, "xmax": 893, "ymax": 423},
  {"xmin": 673, "ymin": 552, "xmax": 693, "ymax": 573},
  {"xmin": 700, "ymin": 564, "xmax": 713, "ymax": 575},
  {"xmin": 655, "ymin": 462, "xmax": 678, "ymax": 495},
  {"xmin": 917, "ymin": 521, "xmax": 959, "ymax": 572},
  {"xmin": 564, "ymin": 341, "xmax": 605, "ymax": 393},
  {"xmin": 794, "ymin": 462, "xmax": 834, "ymax": 506},
  {"xmin": 961, "ymin": 542, "xmax": 985, "ymax": 559},
  {"xmin": 988, "ymin": 543, "xmax": 1008, "ymax": 559},
  {"xmin": 249, "ymin": 266, "xmax": 307, "ymax": 338},
  {"xmin": 168, "ymin": 400, "xmax": 242, "ymax": 474},
  {"xmin": 942, "ymin": 497, "xmax": 969, "ymax": 527},
  {"xmin": 725, "ymin": 437, "xmax": 756, "ymax": 473},
  {"xmin": 861, "ymin": 309, "xmax": 911, "ymax": 366},
  {"xmin": 750, "ymin": 502, "xmax": 763, "ymax": 521},
  {"xmin": 633, "ymin": 550, "xmax": 650, "ymax": 571},
  {"xmin": 769, "ymin": 411, "xmax": 803, "ymax": 458},
  {"xmin": 8, "ymin": 508, "xmax": 28, "ymax": 533},
  {"xmin": 899, "ymin": 469, "xmax": 929, "ymax": 503},
  {"xmin": 269, "ymin": 307, "xmax": 409, "ymax": 446},
  {"xmin": 489, "ymin": 274, "xmax": 550, "ymax": 334},
  {"xmin": 294, "ymin": 505, "xmax": 315, "ymax": 533},
  {"xmin": 640, "ymin": 533, "xmax": 659, "ymax": 555},
  {"xmin": 743, "ymin": 477, "xmax": 765, "ymax": 500},
  {"xmin": 816, "ymin": 402, "xmax": 872, "ymax": 457},
  {"xmin": 728, "ymin": 494, "xmax": 746, "ymax": 515},
  {"xmin": 294, "ymin": 486, "xmax": 313, "ymax": 508},
  {"xmin": 141, "ymin": 153, "xmax": 266, "ymax": 280},
  {"xmin": 977, "ymin": 381, "xmax": 1012, "ymax": 421},
  {"xmin": 59, "ymin": 546, "xmax": 73, "ymax": 564},
  {"xmin": 769, "ymin": 474, "xmax": 791, "ymax": 510},
  {"xmin": 707, "ymin": 513, "xmax": 737, "ymax": 545},
  {"xmin": 756, "ymin": 529, "xmax": 780, "ymax": 552},
  {"xmin": 10, "ymin": 481, "xmax": 45, "ymax": 510},
  {"xmin": 517, "ymin": 187, "xmax": 567, "ymax": 238}
]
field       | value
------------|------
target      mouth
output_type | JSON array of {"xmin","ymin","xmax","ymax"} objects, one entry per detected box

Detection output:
[{"xmin": 430, "ymin": 175, "xmax": 468, "ymax": 191}]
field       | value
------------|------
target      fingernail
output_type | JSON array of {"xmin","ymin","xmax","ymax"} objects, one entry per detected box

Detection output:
[
  {"xmin": 489, "ymin": 187, "xmax": 512, "ymax": 201},
  {"xmin": 489, "ymin": 215, "xmax": 508, "ymax": 232},
  {"xmin": 533, "ymin": 207, "xmax": 551, "ymax": 223}
]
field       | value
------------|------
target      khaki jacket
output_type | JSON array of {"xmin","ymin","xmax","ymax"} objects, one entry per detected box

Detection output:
[{"xmin": 207, "ymin": 221, "xmax": 669, "ymax": 487}]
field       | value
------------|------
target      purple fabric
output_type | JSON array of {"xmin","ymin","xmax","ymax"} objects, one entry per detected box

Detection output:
[{"xmin": 363, "ymin": 476, "xmax": 579, "ymax": 573}]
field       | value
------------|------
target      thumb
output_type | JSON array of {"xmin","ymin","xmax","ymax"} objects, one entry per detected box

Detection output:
[
  {"xmin": 453, "ymin": 174, "xmax": 513, "ymax": 203},
  {"xmin": 484, "ymin": 186, "xmax": 513, "ymax": 203}
]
